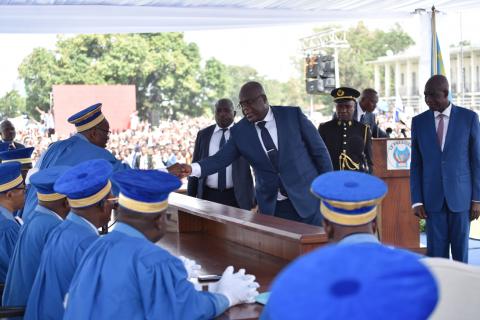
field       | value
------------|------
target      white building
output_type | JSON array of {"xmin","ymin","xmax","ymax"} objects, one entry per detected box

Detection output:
[{"xmin": 370, "ymin": 45, "xmax": 480, "ymax": 114}]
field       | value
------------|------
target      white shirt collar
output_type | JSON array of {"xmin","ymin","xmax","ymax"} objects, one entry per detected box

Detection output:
[
  {"xmin": 434, "ymin": 103, "xmax": 452, "ymax": 118},
  {"xmin": 255, "ymin": 107, "xmax": 274, "ymax": 125},
  {"xmin": 213, "ymin": 122, "xmax": 234, "ymax": 133}
]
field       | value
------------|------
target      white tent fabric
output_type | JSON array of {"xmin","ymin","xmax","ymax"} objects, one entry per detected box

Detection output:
[{"xmin": 0, "ymin": 0, "xmax": 479, "ymax": 33}]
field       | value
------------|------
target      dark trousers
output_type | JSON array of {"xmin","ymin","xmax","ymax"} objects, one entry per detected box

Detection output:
[
  {"xmin": 426, "ymin": 202, "xmax": 470, "ymax": 263},
  {"xmin": 202, "ymin": 187, "xmax": 239, "ymax": 208},
  {"xmin": 274, "ymin": 198, "xmax": 322, "ymax": 226}
]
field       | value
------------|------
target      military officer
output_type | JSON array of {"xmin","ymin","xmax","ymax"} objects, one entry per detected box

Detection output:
[{"xmin": 319, "ymin": 87, "xmax": 373, "ymax": 173}]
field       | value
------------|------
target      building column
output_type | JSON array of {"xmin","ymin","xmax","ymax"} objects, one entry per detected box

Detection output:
[
  {"xmin": 374, "ymin": 64, "xmax": 381, "ymax": 94},
  {"xmin": 394, "ymin": 62, "xmax": 401, "ymax": 97},
  {"xmin": 470, "ymin": 50, "xmax": 475, "ymax": 108},
  {"xmin": 384, "ymin": 63, "xmax": 391, "ymax": 97},
  {"xmin": 456, "ymin": 53, "xmax": 462, "ymax": 96},
  {"xmin": 406, "ymin": 59, "xmax": 412, "ymax": 96}
]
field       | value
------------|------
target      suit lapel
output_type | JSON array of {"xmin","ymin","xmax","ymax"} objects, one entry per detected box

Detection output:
[
  {"xmin": 204, "ymin": 125, "xmax": 215, "ymax": 156},
  {"xmin": 244, "ymin": 118, "xmax": 275, "ymax": 170},
  {"xmin": 426, "ymin": 110, "xmax": 442, "ymax": 152},
  {"xmin": 271, "ymin": 107, "xmax": 285, "ymax": 166},
  {"xmin": 442, "ymin": 105, "xmax": 457, "ymax": 153}
]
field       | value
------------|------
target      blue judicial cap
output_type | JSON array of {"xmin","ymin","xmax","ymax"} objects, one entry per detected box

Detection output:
[
  {"xmin": 0, "ymin": 142, "xmax": 11, "ymax": 152},
  {"xmin": 67, "ymin": 103, "xmax": 105, "ymax": 132},
  {"xmin": 265, "ymin": 243, "xmax": 438, "ymax": 320},
  {"xmin": 0, "ymin": 162, "xmax": 23, "ymax": 193},
  {"xmin": 112, "ymin": 169, "xmax": 181, "ymax": 213},
  {"xmin": 54, "ymin": 159, "xmax": 112, "ymax": 208},
  {"xmin": 30, "ymin": 166, "xmax": 71, "ymax": 202},
  {"xmin": 311, "ymin": 171, "xmax": 387, "ymax": 226},
  {"xmin": 0, "ymin": 147, "xmax": 34, "ymax": 165}
]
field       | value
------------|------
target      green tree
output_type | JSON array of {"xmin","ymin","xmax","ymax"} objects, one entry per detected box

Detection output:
[
  {"xmin": 199, "ymin": 58, "xmax": 229, "ymax": 114},
  {"xmin": 18, "ymin": 47, "xmax": 59, "ymax": 117},
  {"xmin": 0, "ymin": 90, "xmax": 26, "ymax": 118}
]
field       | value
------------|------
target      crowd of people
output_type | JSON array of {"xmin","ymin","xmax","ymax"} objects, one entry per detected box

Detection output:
[{"xmin": 0, "ymin": 76, "xmax": 478, "ymax": 319}]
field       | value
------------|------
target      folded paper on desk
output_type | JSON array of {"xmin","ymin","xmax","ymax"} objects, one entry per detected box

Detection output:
[{"xmin": 255, "ymin": 292, "xmax": 270, "ymax": 305}]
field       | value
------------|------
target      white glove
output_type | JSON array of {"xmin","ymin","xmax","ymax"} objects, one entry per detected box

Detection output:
[
  {"xmin": 179, "ymin": 255, "xmax": 202, "ymax": 279},
  {"xmin": 209, "ymin": 266, "xmax": 260, "ymax": 307}
]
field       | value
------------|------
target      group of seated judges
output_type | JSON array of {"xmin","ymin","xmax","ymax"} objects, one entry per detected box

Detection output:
[{"xmin": 0, "ymin": 79, "xmax": 470, "ymax": 319}]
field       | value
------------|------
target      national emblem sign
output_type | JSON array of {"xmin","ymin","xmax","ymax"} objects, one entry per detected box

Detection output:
[{"xmin": 387, "ymin": 139, "xmax": 411, "ymax": 170}]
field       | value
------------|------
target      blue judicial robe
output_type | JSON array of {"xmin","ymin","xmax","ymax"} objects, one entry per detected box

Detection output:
[
  {"xmin": 3, "ymin": 205, "xmax": 63, "ymax": 307},
  {"xmin": 0, "ymin": 205, "xmax": 20, "ymax": 283},
  {"xmin": 24, "ymin": 212, "xmax": 98, "ymax": 320},
  {"xmin": 64, "ymin": 222, "xmax": 229, "ymax": 320},
  {"xmin": 22, "ymin": 134, "xmax": 130, "ymax": 221}
]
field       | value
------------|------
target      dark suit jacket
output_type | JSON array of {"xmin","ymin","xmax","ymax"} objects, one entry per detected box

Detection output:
[
  {"xmin": 197, "ymin": 106, "xmax": 333, "ymax": 219},
  {"xmin": 1, "ymin": 140, "xmax": 25, "ymax": 149},
  {"xmin": 187, "ymin": 124, "xmax": 255, "ymax": 210},
  {"xmin": 410, "ymin": 105, "xmax": 480, "ymax": 212}
]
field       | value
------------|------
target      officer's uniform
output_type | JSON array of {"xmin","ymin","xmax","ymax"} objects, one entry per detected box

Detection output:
[{"xmin": 319, "ymin": 87, "xmax": 373, "ymax": 173}]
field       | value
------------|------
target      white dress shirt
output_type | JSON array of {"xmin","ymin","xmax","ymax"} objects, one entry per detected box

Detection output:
[
  {"xmin": 412, "ymin": 103, "xmax": 452, "ymax": 208},
  {"xmin": 191, "ymin": 107, "xmax": 286, "ymax": 200},
  {"xmin": 205, "ymin": 124, "xmax": 234, "ymax": 189},
  {"xmin": 356, "ymin": 103, "xmax": 365, "ymax": 122}
]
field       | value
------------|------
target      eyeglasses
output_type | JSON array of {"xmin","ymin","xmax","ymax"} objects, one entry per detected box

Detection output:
[
  {"xmin": 105, "ymin": 197, "xmax": 119, "ymax": 210},
  {"xmin": 96, "ymin": 127, "xmax": 111, "ymax": 136},
  {"xmin": 237, "ymin": 94, "xmax": 264, "ymax": 110},
  {"xmin": 14, "ymin": 185, "xmax": 26, "ymax": 192}
]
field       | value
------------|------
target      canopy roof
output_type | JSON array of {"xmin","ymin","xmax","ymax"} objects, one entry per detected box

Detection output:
[{"xmin": 0, "ymin": 0, "xmax": 478, "ymax": 33}]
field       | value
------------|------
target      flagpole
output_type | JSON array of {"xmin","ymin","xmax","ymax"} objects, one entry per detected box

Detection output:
[{"xmin": 431, "ymin": 6, "xmax": 437, "ymax": 75}]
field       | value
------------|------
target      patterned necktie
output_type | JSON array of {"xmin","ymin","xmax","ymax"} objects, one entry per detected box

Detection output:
[
  {"xmin": 217, "ymin": 128, "xmax": 227, "ymax": 191},
  {"xmin": 360, "ymin": 113, "xmax": 365, "ymax": 124},
  {"xmin": 257, "ymin": 121, "xmax": 287, "ymax": 196},
  {"xmin": 437, "ymin": 114, "xmax": 445, "ymax": 149}
]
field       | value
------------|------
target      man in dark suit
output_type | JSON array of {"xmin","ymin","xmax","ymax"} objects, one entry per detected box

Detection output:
[
  {"xmin": 333, "ymin": 89, "xmax": 387, "ymax": 138},
  {"xmin": 176, "ymin": 81, "xmax": 333, "ymax": 225},
  {"xmin": 187, "ymin": 99, "xmax": 254, "ymax": 210},
  {"xmin": 320, "ymin": 87, "xmax": 373, "ymax": 174},
  {"xmin": 411, "ymin": 75, "xmax": 480, "ymax": 263},
  {"xmin": 0, "ymin": 120, "xmax": 25, "ymax": 149}
]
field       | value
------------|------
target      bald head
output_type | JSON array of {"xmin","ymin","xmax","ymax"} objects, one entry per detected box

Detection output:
[
  {"xmin": 424, "ymin": 75, "xmax": 450, "ymax": 112},
  {"xmin": 238, "ymin": 81, "xmax": 269, "ymax": 123},
  {"xmin": 0, "ymin": 120, "xmax": 16, "ymax": 142}
]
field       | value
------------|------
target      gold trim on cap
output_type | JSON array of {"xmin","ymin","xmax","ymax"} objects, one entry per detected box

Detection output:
[
  {"xmin": 333, "ymin": 96, "xmax": 356, "ymax": 101},
  {"xmin": 118, "ymin": 193, "xmax": 169, "ymax": 213},
  {"xmin": 324, "ymin": 195, "xmax": 385, "ymax": 211},
  {"xmin": 37, "ymin": 192, "xmax": 66, "ymax": 202},
  {"xmin": 320, "ymin": 201, "xmax": 377, "ymax": 226},
  {"xmin": 75, "ymin": 114, "xmax": 105, "ymax": 132},
  {"xmin": 0, "ymin": 174, "xmax": 23, "ymax": 192},
  {"xmin": 2, "ymin": 158, "xmax": 32, "ymax": 164},
  {"xmin": 69, "ymin": 105, "xmax": 102, "ymax": 124},
  {"xmin": 67, "ymin": 180, "xmax": 112, "ymax": 208}
]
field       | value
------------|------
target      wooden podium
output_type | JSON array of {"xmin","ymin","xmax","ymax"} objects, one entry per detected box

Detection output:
[{"xmin": 372, "ymin": 138, "xmax": 420, "ymax": 250}]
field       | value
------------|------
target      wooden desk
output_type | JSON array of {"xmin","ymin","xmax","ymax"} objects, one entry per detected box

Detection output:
[{"xmin": 164, "ymin": 193, "xmax": 328, "ymax": 319}]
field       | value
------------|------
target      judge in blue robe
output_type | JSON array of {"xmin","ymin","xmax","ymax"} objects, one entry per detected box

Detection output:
[
  {"xmin": 2, "ymin": 166, "xmax": 70, "ymax": 307},
  {"xmin": 25, "ymin": 159, "xmax": 115, "ymax": 319},
  {"xmin": 64, "ymin": 170, "xmax": 259, "ymax": 320},
  {"xmin": 22, "ymin": 103, "xmax": 130, "ymax": 222},
  {"xmin": 0, "ymin": 162, "xmax": 25, "ymax": 283}
]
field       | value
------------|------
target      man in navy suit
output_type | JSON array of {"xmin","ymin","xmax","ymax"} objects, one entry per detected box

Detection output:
[
  {"xmin": 411, "ymin": 75, "xmax": 480, "ymax": 263},
  {"xmin": 177, "ymin": 81, "xmax": 333, "ymax": 225},
  {"xmin": 187, "ymin": 99, "xmax": 254, "ymax": 210}
]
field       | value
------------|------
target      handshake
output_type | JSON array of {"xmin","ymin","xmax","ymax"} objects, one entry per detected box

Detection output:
[{"xmin": 167, "ymin": 163, "xmax": 192, "ymax": 178}]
